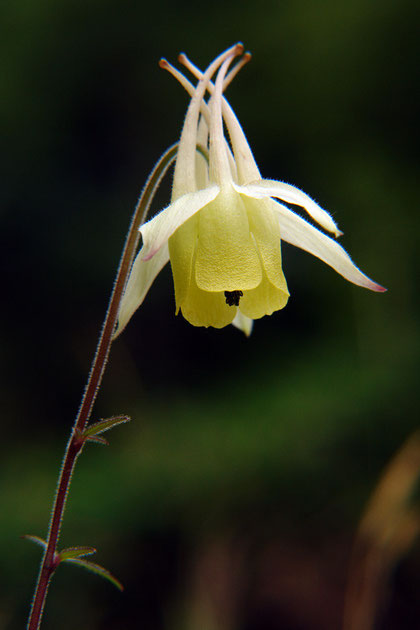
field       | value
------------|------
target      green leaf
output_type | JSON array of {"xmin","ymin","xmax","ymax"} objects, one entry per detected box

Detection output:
[
  {"xmin": 21, "ymin": 534, "xmax": 47, "ymax": 549},
  {"xmin": 63, "ymin": 558, "xmax": 124, "ymax": 591},
  {"xmin": 83, "ymin": 415, "xmax": 130, "ymax": 439},
  {"xmin": 59, "ymin": 546, "xmax": 96, "ymax": 561},
  {"xmin": 86, "ymin": 435, "xmax": 109, "ymax": 446}
]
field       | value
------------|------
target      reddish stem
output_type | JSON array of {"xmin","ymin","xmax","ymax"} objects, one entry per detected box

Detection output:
[{"xmin": 27, "ymin": 144, "xmax": 178, "ymax": 630}]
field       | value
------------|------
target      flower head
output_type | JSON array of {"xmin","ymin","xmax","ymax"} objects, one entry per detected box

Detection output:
[{"xmin": 116, "ymin": 44, "xmax": 385, "ymax": 336}]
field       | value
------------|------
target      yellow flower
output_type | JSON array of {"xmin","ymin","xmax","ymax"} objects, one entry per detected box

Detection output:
[{"xmin": 117, "ymin": 44, "xmax": 385, "ymax": 336}]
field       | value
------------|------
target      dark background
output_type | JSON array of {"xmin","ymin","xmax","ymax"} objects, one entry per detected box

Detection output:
[{"xmin": 1, "ymin": 0, "xmax": 419, "ymax": 628}]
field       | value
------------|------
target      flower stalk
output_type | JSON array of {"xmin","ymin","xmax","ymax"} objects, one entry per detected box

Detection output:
[{"xmin": 27, "ymin": 144, "xmax": 178, "ymax": 630}]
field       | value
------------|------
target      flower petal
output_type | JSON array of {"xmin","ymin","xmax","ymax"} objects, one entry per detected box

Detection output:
[
  {"xmin": 240, "ymin": 274, "xmax": 289, "ymax": 319},
  {"xmin": 115, "ymin": 243, "xmax": 170, "ymax": 337},
  {"xmin": 195, "ymin": 187, "xmax": 262, "ymax": 291},
  {"xmin": 231, "ymin": 311, "xmax": 254, "ymax": 336},
  {"xmin": 180, "ymin": 276, "xmax": 237, "ymax": 329},
  {"xmin": 168, "ymin": 213, "xmax": 199, "ymax": 312},
  {"xmin": 243, "ymin": 195, "xmax": 288, "ymax": 292},
  {"xmin": 141, "ymin": 186, "xmax": 219, "ymax": 261},
  {"xmin": 271, "ymin": 201, "xmax": 386, "ymax": 292},
  {"xmin": 234, "ymin": 181, "xmax": 342, "ymax": 237}
]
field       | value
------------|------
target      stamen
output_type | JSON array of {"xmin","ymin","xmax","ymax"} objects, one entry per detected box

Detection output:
[
  {"xmin": 224, "ymin": 290, "xmax": 243, "ymax": 306},
  {"xmin": 224, "ymin": 52, "xmax": 251, "ymax": 89},
  {"xmin": 159, "ymin": 58, "xmax": 194, "ymax": 95},
  {"xmin": 179, "ymin": 50, "xmax": 251, "ymax": 92},
  {"xmin": 160, "ymin": 46, "xmax": 242, "ymax": 133},
  {"xmin": 160, "ymin": 59, "xmax": 211, "ymax": 124},
  {"xmin": 160, "ymin": 56, "xmax": 237, "ymax": 178},
  {"xmin": 210, "ymin": 53, "xmax": 238, "ymax": 184},
  {"xmin": 179, "ymin": 51, "xmax": 261, "ymax": 183},
  {"xmin": 168, "ymin": 43, "xmax": 242, "ymax": 197}
]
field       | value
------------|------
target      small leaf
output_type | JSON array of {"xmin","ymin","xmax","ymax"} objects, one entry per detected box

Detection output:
[
  {"xmin": 83, "ymin": 415, "xmax": 130, "ymax": 439},
  {"xmin": 22, "ymin": 535, "xmax": 47, "ymax": 550},
  {"xmin": 86, "ymin": 435, "xmax": 109, "ymax": 446},
  {"xmin": 64, "ymin": 558, "xmax": 124, "ymax": 591},
  {"xmin": 59, "ymin": 546, "xmax": 97, "ymax": 561}
]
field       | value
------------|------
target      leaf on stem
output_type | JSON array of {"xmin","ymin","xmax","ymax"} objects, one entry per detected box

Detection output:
[
  {"xmin": 21, "ymin": 534, "xmax": 47, "ymax": 549},
  {"xmin": 63, "ymin": 558, "xmax": 124, "ymax": 591},
  {"xmin": 83, "ymin": 415, "xmax": 130, "ymax": 439},
  {"xmin": 86, "ymin": 435, "xmax": 109, "ymax": 446},
  {"xmin": 59, "ymin": 546, "xmax": 97, "ymax": 561}
]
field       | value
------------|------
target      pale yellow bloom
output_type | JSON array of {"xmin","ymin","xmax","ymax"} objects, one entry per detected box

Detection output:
[{"xmin": 117, "ymin": 44, "xmax": 385, "ymax": 336}]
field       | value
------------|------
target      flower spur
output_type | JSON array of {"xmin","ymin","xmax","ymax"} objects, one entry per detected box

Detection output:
[{"xmin": 116, "ymin": 44, "xmax": 385, "ymax": 336}]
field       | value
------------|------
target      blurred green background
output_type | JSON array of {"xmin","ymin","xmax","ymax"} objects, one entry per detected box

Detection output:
[{"xmin": 1, "ymin": 0, "xmax": 419, "ymax": 628}]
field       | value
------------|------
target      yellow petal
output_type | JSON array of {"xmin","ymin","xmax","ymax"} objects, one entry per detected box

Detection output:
[
  {"xmin": 168, "ymin": 214, "xmax": 199, "ymax": 312},
  {"xmin": 195, "ymin": 187, "xmax": 262, "ymax": 291},
  {"xmin": 239, "ymin": 274, "xmax": 289, "ymax": 319},
  {"xmin": 180, "ymin": 273, "xmax": 236, "ymax": 329},
  {"xmin": 244, "ymin": 195, "xmax": 289, "ymax": 293}
]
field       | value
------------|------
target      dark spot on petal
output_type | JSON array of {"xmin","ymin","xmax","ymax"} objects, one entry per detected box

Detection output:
[{"xmin": 224, "ymin": 290, "xmax": 243, "ymax": 306}]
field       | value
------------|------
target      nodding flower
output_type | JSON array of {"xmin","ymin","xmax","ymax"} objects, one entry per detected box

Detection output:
[{"xmin": 116, "ymin": 44, "xmax": 385, "ymax": 337}]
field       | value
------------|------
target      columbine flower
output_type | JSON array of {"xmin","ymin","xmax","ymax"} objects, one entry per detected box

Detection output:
[{"xmin": 116, "ymin": 44, "xmax": 384, "ymax": 337}]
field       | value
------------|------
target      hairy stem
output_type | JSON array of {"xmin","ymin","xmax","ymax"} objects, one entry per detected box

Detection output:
[{"xmin": 27, "ymin": 144, "xmax": 178, "ymax": 630}]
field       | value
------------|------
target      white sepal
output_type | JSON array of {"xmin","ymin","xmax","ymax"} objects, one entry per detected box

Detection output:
[
  {"xmin": 115, "ymin": 243, "xmax": 170, "ymax": 337},
  {"xmin": 141, "ymin": 186, "xmax": 219, "ymax": 261},
  {"xmin": 234, "ymin": 180, "xmax": 342, "ymax": 237},
  {"xmin": 232, "ymin": 311, "xmax": 254, "ymax": 336},
  {"xmin": 271, "ymin": 201, "xmax": 385, "ymax": 292}
]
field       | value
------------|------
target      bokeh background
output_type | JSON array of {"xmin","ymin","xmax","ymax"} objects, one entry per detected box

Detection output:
[{"xmin": 1, "ymin": 0, "xmax": 419, "ymax": 628}]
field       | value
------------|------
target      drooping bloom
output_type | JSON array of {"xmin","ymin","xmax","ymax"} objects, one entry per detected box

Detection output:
[{"xmin": 116, "ymin": 44, "xmax": 385, "ymax": 337}]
